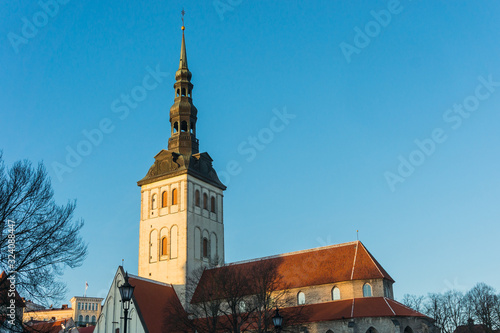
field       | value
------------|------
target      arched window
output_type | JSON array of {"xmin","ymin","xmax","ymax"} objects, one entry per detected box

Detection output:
[
  {"xmin": 239, "ymin": 300, "xmax": 246, "ymax": 313},
  {"xmin": 162, "ymin": 191, "xmax": 168, "ymax": 208},
  {"xmin": 176, "ymin": 88, "xmax": 180, "ymax": 97},
  {"xmin": 363, "ymin": 283, "xmax": 372, "ymax": 297},
  {"xmin": 161, "ymin": 237, "xmax": 168, "ymax": 256},
  {"xmin": 332, "ymin": 286, "xmax": 340, "ymax": 300},
  {"xmin": 172, "ymin": 188, "xmax": 178, "ymax": 205},
  {"xmin": 326, "ymin": 330, "xmax": 334, "ymax": 333},
  {"xmin": 210, "ymin": 196, "xmax": 216, "ymax": 213},
  {"xmin": 181, "ymin": 121, "xmax": 188, "ymax": 132},
  {"xmin": 366, "ymin": 328, "xmax": 378, "ymax": 333},
  {"xmin": 85, "ymin": 315, "xmax": 89, "ymax": 322},
  {"xmin": 78, "ymin": 315, "xmax": 83, "ymax": 323},
  {"xmin": 404, "ymin": 327, "xmax": 414, "ymax": 333},
  {"xmin": 151, "ymin": 194, "xmax": 157, "ymax": 209},
  {"xmin": 91, "ymin": 315, "xmax": 96, "ymax": 323},
  {"xmin": 203, "ymin": 193, "xmax": 208, "ymax": 210},
  {"xmin": 202, "ymin": 237, "xmax": 209, "ymax": 258},
  {"xmin": 173, "ymin": 122, "xmax": 178, "ymax": 133},
  {"xmin": 195, "ymin": 190, "xmax": 200, "ymax": 207},
  {"xmin": 297, "ymin": 291, "xmax": 305, "ymax": 305}
]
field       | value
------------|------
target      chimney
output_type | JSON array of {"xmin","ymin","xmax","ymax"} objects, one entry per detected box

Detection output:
[{"xmin": 62, "ymin": 304, "xmax": 68, "ymax": 309}]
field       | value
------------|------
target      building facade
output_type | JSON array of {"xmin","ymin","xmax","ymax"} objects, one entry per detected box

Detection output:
[
  {"xmin": 23, "ymin": 296, "xmax": 103, "ymax": 327},
  {"xmin": 95, "ymin": 23, "xmax": 439, "ymax": 333}
]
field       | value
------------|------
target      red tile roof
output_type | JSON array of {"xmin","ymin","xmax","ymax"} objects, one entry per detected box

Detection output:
[
  {"xmin": 290, "ymin": 297, "xmax": 429, "ymax": 323},
  {"xmin": 129, "ymin": 275, "xmax": 185, "ymax": 333},
  {"xmin": 193, "ymin": 241, "xmax": 393, "ymax": 302},
  {"xmin": 24, "ymin": 318, "xmax": 74, "ymax": 333},
  {"xmin": 78, "ymin": 325, "xmax": 96, "ymax": 332}
]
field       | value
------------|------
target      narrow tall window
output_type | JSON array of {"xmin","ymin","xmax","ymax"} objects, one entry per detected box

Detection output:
[
  {"xmin": 203, "ymin": 193, "xmax": 208, "ymax": 210},
  {"xmin": 297, "ymin": 291, "xmax": 306, "ymax": 305},
  {"xmin": 91, "ymin": 315, "xmax": 96, "ymax": 323},
  {"xmin": 85, "ymin": 315, "xmax": 89, "ymax": 323},
  {"xmin": 173, "ymin": 122, "xmax": 178, "ymax": 133},
  {"xmin": 151, "ymin": 194, "xmax": 157, "ymax": 209},
  {"xmin": 172, "ymin": 188, "xmax": 178, "ymax": 205},
  {"xmin": 162, "ymin": 191, "xmax": 168, "ymax": 208},
  {"xmin": 161, "ymin": 237, "xmax": 168, "ymax": 256},
  {"xmin": 363, "ymin": 283, "xmax": 372, "ymax": 297},
  {"xmin": 79, "ymin": 315, "xmax": 83, "ymax": 323},
  {"xmin": 210, "ymin": 196, "xmax": 216, "ymax": 213},
  {"xmin": 195, "ymin": 190, "xmax": 200, "ymax": 207},
  {"xmin": 202, "ymin": 237, "xmax": 208, "ymax": 258},
  {"xmin": 332, "ymin": 287, "xmax": 341, "ymax": 300}
]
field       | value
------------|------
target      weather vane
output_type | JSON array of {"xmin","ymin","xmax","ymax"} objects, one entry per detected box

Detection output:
[{"xmin": 181, "ymin": 8, "xmax": 185, "ymax": 29}]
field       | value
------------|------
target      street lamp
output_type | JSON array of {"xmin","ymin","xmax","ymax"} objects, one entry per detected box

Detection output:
[
  {"xmin": 272, "ymin": 307, "xmax": 283, "ymax": 332},
  {"xmin": 119, "ymin": 272, "xmax": 135, "ymax": 333}
]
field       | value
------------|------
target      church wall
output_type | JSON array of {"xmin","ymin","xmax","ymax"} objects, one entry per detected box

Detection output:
[
  {"xmin": 282, "ymin": 278, "xmax": 391, "ymax": 306},
  {"xmin": 138, "ymin": 174, "xmax": 190, "ymax": 286},
  {"xmin": 185, "ymin": 175, "xmax": 225, "ymax": 275}
]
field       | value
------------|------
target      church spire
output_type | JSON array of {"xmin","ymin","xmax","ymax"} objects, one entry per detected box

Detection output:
[
  {"xmin": 179, "ymin": 26, "xmax": 188, "ymax": 70},
  {"xmin": 168, "ymin": 20, "xmax": 199, "ymax": 155}
]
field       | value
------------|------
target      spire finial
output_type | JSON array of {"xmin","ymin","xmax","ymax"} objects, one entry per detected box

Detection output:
[
  {"xmin": 181, "ymin": 8, "xmax": 185, "ymax": 30},
  {"xmin": 179, "ymin": 9, "xmax": 188, "ymax": 69}
]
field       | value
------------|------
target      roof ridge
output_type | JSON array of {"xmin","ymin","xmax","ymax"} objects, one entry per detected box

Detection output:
[
  {"xmin": 350, "ymin": 241, "xmax": 359, "ymax": 280},
  {"xmin": 358, "ymin": 242, "xmax": 386, "ymax": 278},
  {"xmin": 128, "ymin": 273, "xmax": 174, "ymax": 287},
  {"xmin": 383, "ymin": 297, "xmax": 396, "ymax": 315},
  {"xmin": 222, "ymin": 241, "xmax": 359, "ymax": 267}
]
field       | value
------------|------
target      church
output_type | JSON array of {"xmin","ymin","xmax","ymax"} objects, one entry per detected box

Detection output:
[{"xmin": 94, "ymin": 24, "xmax": 438, "ymax": 333}]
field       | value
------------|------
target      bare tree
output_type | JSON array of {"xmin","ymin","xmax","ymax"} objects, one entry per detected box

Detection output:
[
  {"xmin": 465, "ymin": 283, "xmax": 499, "ymax": 330},
  {"xmin": 424, "ymin": 293, "xmax": 449, "ymax": 333},
  {"xmin": 442, "ymin": 290, "xmax": 467, "ymax": 331},
  {"xmin": 0, "ymin": 154, "xmax": 87, "ymax": 331}
]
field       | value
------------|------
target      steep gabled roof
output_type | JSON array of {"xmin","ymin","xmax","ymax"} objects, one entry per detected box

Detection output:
[
  {"xmin": 193, "ymin": 241, "xmax": 393, "ymax": 302},
  {"xmin": 290, "ymin": 297, "xmax": 429, "ymax": 323},
  {"xmin": 128, "ymin": 275, "xmax": 186, "ymax": 333}
]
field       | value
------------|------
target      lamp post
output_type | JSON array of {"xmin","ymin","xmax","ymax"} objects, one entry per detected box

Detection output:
[
  {"xmin": 272, "ymin": 307, "xmax": 283, "ymax": 332},
  {"xmin": 118, "ymin": 272, "xmax": 135, "ymax": 333}
]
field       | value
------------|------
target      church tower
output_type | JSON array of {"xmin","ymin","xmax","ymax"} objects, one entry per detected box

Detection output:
[{"xmin": 137, "ymin": 24, "xmax": 226, "ymax": 305}]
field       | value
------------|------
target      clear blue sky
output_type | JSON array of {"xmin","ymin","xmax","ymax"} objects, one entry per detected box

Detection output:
[{"xmin": 1, "ymin": 0, "xmax": 500, "ymax": 304}]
